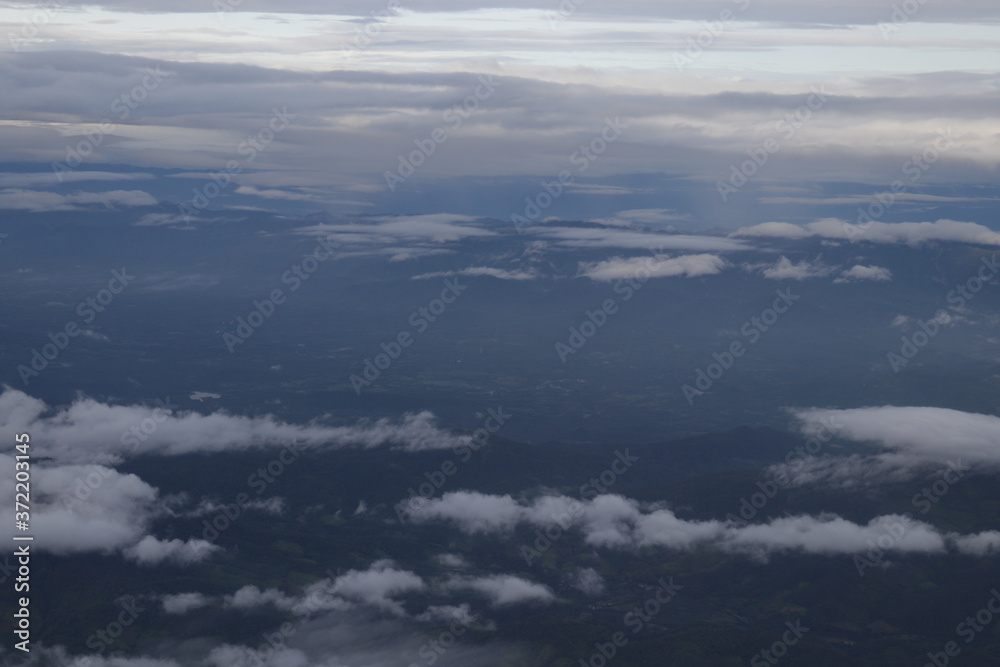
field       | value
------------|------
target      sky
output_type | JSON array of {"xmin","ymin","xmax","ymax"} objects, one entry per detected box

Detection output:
[
  {"xmin": 3, "ymin": 5, "xmax": 1000, "ymax": 663},
  {"xmin": 1, "ymin": 0, "xmax": 999, "ymax": 227}
]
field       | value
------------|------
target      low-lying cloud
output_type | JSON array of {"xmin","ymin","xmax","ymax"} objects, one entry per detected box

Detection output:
[
  {"xmin": 733, "ymin": 219, "xmax": 1000, "ymax": 246},
  {"xmin": 0, "ymin": 389, "xmax": 471, "ymax": 463},
  {"xmin": 0, "ymin": 453, "xmax": 217, "ymax": 564},
  {"xmin": 579, "ymin": 253, "xmax": 728, "ymax": 281},
  {"xmin": 747, "ymin": 255, "xmax": 835, "ymax": 280},
  {"xmin": 835, "ymin": 265, "xmax": 893, "ymax": 282},
  {"xmin": 400, "ymin": 491, "xmax": 999, "ymax": 559},
  {"xmin": 773, "ymin": 405, "xmax": 1000, "ymax": 487},
  {"xmin": 0, "ymin": 188, "xmax": 157, "ymax": 212}
]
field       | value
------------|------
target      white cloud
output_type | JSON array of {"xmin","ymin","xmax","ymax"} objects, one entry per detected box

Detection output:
[
  {"xmin": 435, "ymin": 553, "xmax": 470, "ymax": 569},
  {"xmin": 589, "ymin": 208, "xmax": 690, "ymax": 227},
  {"xmin": 0, "ymin": 172, "xmax": 153, "ymax": 187},
  {"xmin": 124, "ymin": 536, "xmax": 220, "ymax": 566},
  {"xmin": 0, "ymin": 389, "xmax": 471, "ymax": 463},
  {"xmin": 196, "ymin": 604, "xmax": 526, "ymax": 667},
  {"xmin": 952, "ymin": 531, "xmax": 1000, "ymax": 556},
  {"xmin": 387, "ymin": 248, "xmax": 455, "ymax": 262},
  {"xmin": 768, "ymin": 405, "xmax": 1000, "ymax": 491},
  {"xmin": 835, "ymin": 265, "xmax": 892, "ymax": 282},
  {"xmin": 161, "ymin": 592, "xmax": 209, "ymax": 614},
  {"xmin": 81, "ymin": 329, "xmax": 111, "ymax": 342},
  {"xmin": 750, "ymin": 256, "xmax": 834, "ymax": 280},
  {"xmin": 415, "ymin": 603, "xmax": 477, "ymax": 626},
  {"xmin": 730, "ymin": 222, "xmax": 811, "ymax": 239},
  {"xmin": 0, "ymin": 454, "xmax": 155, "ymax": 554},
  {"xmin": 135, "ymin": 213, "xmax": 208, "ymax": 227},
  {"xmin": 21, "ymin": 649, "xmax": 181, "ymax": 667},
  {"xmin": 723, "ymin": 513, "xmax": 946, "ymax": 558},
  {"xmin": 572, "ymin": 567, "xmax": 605, "ymax": 596},
  {"xmin": 402, "ymin": 491, "xmax": 523, "ymax": 534},
  {"xmin": 218, "ymin": 560, "xmax": 428, "ymax": 619},
  {"xmin": 734, "ymin": 219, "xmax": 1000, "ymax": 247},
  {"xmin": 443, "ymin": 575, "xmax": 554, "ymax": 607},
  {"xmin": 402, "ymin": 491, "xmax": 1000, "ymax": 560},
  {"xmin": 579, "ymin": 254, "xmax": 728, "ymax": 281},
  {"xmin": 205, "ymin": 645, "xmax": 309, "ymax": 667},
  {"xmin": 531, "ymin": 227, "xmax": 750, "ymax": 253},
  {"xmin": 412, "ymin": 266, "xmax": 538, "ymax": 281},
  {"xmin": 792, "ymin": 406, "xmax": 1000, "ymax": 469},
  {"xmin": 330, "ymin": 559, "xmax": 426, "ymax": 616},
  {"xmin": 0, "ymin": 188, "xmax": 157, "ymax": 211},
  {"xmin": 0, "ymin": 451, "xmax": 228, "ymax": 567},
  {"xmin": 234, "ymin": 185, "xmax": 321, "ymax": 201},
  {"xmin": 295, "ymin": 214, "xmax": 494, "ymax": 244},
  {"xmin": 892, "ymin": 314, "xmax": 912, "ymax": 327},
  {"xmin": 226, "ymin": 585, "xmax": 297, "ymax": 611},
  {"xmin": 189, "ymin": 391, "xmax": 222, "ymax": 402},
  {"xmin": 189, "ymin": 496, "xmax": 285, "ymax": 517}
]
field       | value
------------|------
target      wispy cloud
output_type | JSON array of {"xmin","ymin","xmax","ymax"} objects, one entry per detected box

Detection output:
[
  {"xmin": 733, "ymin": 219, "xmax": 1000, "ymax": 246},
  {"xmin": 0, "ymin": 389, "xmax": 471, "ymax": 462}
]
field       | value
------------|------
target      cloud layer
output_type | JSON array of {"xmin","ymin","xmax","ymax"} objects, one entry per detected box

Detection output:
[
  {"xmin": 0, "ymin": 389, "xmax": 470, "ymax": 463},
  {"xmin": 734, "ymin": 219, "xmax": 1000, "ymax": 246},
  {"xmin": 399, "ymin": 491, "xmax": 999, "ymax": 559},
  {"xmin": 579, "ymin": 254, "xmax": 728, "ymax": 281}
]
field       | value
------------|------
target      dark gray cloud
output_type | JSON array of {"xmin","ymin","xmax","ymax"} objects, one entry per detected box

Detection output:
[{"xmin": 0, "ymin": 50, "xmax": 995, "ymax": 222}]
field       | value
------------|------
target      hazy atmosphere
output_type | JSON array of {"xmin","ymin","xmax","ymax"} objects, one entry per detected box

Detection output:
[{"xmin": 2, "ymin": 1, "xmax": 1000, "ymax": 666}]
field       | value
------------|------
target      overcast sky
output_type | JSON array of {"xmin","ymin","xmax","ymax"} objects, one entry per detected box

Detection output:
[{"xmin": 1, "ymin": 1, "xmax": 998, "ymax": 224}]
